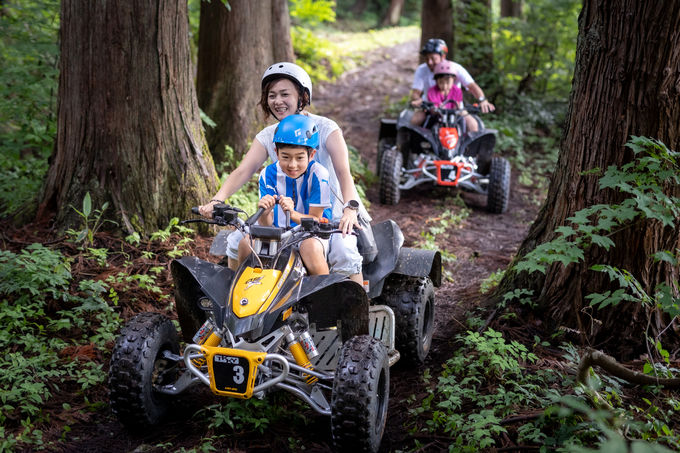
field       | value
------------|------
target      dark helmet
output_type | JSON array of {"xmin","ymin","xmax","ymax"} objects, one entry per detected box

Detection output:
[
  {"xmin": 420, "ymin": 38, "xmax": 448, "ymax": 56},
  {"xmin": 274, "ymin": 114, "xmax": 319, "ymax": 150}
]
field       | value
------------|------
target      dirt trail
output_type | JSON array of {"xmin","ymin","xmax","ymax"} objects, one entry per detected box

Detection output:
[{"xmin": 312, "ymin": 39, "xmax": 540, "ymax": 451}]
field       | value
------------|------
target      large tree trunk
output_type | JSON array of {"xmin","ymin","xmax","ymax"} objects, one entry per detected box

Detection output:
[
  {"xmin": 271, "ymin": 0, "xmax": 295, "ymax": 63},
  {"xmin": 500, "ymin": 0, "xmax": 522, "ymax": 18},
  {"xmin": 381, "ymin": 0, "xmax": 405, "ymax": 27},
  {"xmin": 500, "ymin": 1, "xmax": 680, "ymax": 357},
  {"xmin": 38, "ymin": 0, "xmax": 218, "ymax": 235},
  {"xmin": 420, "ymin": 0, "xmax": 454, "ymax": 62},
  {"xmin": 197, "ymin": 0, "xmax": 289, "ymax": 169}
]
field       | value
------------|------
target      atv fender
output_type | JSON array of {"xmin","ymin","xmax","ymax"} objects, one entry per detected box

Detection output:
[
  {"xmin": 379, "ymin": 118, "xmax": 397, "ymax": 140},
  {"xmin": 302, "ymin": 278, "xmax": 370, "ymax": 342},
  {"xmin": 394, "ymin": 247, "xmax": 442, "ymax": 287},
  {"xmin": 171, "ymin": 257, "xmax": 235, "ymax": 340}
]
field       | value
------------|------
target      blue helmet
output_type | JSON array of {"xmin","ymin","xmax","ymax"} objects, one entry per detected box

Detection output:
[{"xmin": 273, "ymin": 114, "xmax": 319, "ymax": 150}]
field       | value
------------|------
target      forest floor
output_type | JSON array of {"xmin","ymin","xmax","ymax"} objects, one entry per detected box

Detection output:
[{"xmin": 6, "ymin": 39, "xmax": 545, "ymax": 452}]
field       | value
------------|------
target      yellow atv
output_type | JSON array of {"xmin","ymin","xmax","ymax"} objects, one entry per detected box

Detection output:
[{"xmin": 108, "ymin": 203, "xmax": 441, "ymax": 452}]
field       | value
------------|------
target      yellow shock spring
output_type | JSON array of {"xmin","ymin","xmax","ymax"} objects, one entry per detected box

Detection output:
[
  {"xmin": 192, "ymin": 332, "xmax": 222, "ymax": 368},
  {"xmin": 289, "ymin": 341, "xmax": 318, "ymax": 385}
]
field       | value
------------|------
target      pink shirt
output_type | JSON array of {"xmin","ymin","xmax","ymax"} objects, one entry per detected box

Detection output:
[{"xmin": 427, "ymin": 84, "xmax": 463, "ymax": 108}]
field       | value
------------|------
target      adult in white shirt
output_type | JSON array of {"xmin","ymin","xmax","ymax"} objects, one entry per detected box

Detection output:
[
  {"xmin": 198, "ymin": 62, "xmax": 365, "ymax": 284},
  {"xmin": 410, "ymin": 38, "xmax": 495, "ymax": 131}
]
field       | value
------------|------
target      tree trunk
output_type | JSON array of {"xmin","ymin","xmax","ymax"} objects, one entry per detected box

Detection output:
[
  {"xmin": 38, "ymin": 0, "xmax": 218, "ymax": 235},
  {"xmin": 196, "ymin": 0, "xmax": 283, "ymax": 169},
  {"xmin": 420, "ymin": 0, "xmax": 454, "ymax": 63},
  {"xmin": 351, "ymin": 0, "xmax": 368, "ymax": 16},
  {"xmin": 500, "ymin": 0, "xmax": 522, "ymax": 18},
  {"xmin": 381, "ymin": 0, "xmax": 405, "ymax": 27},
  {"xmin": 271, "ymin": 0, "xmax": 294, "ymax": 62},
  {"xmin": 499, "ymin": 1, "xmax": 680, "ymax": 357}
]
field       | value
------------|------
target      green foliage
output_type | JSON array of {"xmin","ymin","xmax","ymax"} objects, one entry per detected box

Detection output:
[
  {"xmin": 290, "ymin": 0, "xmax": 335, "ymax": 27},
  {"xmin": 0, "ymin": 0, "xmax": 59, "ymax": 215},
  {"xmin": 493, "ymin": 0, "xmax": 581, "ymax": 99},
  {"xmin": 480, "ymin": 269, "xmax": 505, "ymax": 295},
  {"xmin": 65, "ymin": 192, "xmax": 118, "ymax": 249},
  {"xmin": 515, "ymin": 137, "xmax": 679, "ymax": 280},
  {"xmin": 409, "ymin": 329, "xmax": 551, "ymax": 451},
  {"xmin": 0, "ymin": 244, "xmax": 121, "ymax": 444}
]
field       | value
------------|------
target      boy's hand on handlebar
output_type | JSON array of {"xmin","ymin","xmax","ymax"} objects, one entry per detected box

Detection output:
[
  {"xmin": 278, "ymin": 196, "xmax": 294, "ymax": 213},
  {"xmin": 258, "ymin": 194, "xmax": 277, "ymax": 211}
]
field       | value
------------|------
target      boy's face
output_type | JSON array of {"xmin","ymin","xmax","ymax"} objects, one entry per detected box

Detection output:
[{"xmin": 277, "ymin": 146, "xmax": 313, "ymax": 179}]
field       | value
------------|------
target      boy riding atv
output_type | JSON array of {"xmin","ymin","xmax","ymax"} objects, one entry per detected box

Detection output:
[{"xmin": 108, "ymin": 116, "xmax": 442, "ymax": 452}]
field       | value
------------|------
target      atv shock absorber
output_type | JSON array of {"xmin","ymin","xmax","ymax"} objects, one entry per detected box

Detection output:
[
  {"xmin": 191, "ymin": 318, "xmax": 223, "ymax": 368},
  {"xmin": 285, "ymin": 330, "xmax": 318, "ymax": 385}
]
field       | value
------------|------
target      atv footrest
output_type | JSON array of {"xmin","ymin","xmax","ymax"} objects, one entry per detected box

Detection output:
[{"xmin": 310, "ymin": 305, "xmax": 398, "ymax": 371}]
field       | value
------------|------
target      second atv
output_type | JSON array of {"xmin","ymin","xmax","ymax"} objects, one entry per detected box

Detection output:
[{"xmin": 377, "ymin": 101, "xmax": 511, "ymax": 213}]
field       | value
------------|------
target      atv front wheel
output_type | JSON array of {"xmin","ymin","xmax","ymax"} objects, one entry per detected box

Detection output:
[
  {"xmin": 378, "ymin": 276, "xmax": 435, "ymax": 365},
  {"xmin": 379, "ymin": 147, "xmax": 402, "ymax": 205},
  {"xmin": 331, "ymin": 335, "xmax": 389, "ymax": 453},
  {"xmin": 376, "ymin": 137, "xmax": 395, "ymax": 176},
  {"xmin": 486, "ymin": 156, "xmax": 511, "ymax": 214},
  {"xmin": 108, "ymin": 312, "xmax": 180, "ymax": 427}
]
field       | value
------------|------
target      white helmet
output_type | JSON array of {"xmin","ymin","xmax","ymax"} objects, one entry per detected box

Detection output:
[{"xmin": 261, "ymin": 62, "xmax": 313, "ymax": 104}]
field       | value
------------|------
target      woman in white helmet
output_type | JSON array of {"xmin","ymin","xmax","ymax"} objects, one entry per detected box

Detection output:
[{"xmin": 198, "ymin": 62, "xmax": 366, "ymax": 284}]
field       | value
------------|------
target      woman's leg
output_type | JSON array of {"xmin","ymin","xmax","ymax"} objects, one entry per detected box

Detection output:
[{"xmin": 328, "ymin": 234, "xmax": 363, "ymax": 284}]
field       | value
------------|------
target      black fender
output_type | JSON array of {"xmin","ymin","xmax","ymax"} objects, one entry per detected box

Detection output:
[
  {"xmin": 171, "ymin": 257, "xmax": 235, "ymax": 341},
  {"xmin": 459, "ymin": 128, "xmax": 497, "ymax": 173},
  {"xmin": 393, "ymin": 247, "xmax": 442, "ymax": 287},
  {"xmin": 378, "ymin": 118, "xmax": 397, "ymax": 140}
]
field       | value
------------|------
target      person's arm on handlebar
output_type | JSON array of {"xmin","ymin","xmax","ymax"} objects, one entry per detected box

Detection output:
[
  {"xmin": 198, "ymin": 139, "xmax": 269, "ymax": 218},
  {"xmin": 466, "ymin": 82, "xmax": 495, "ymax": 113},
  {"xmin": 278, "ymin": 196, "xmax": 325, "ymax": 225},
  {"xmin": 257, "ymin": 194, "xmax": 277, "ymax": 226}
]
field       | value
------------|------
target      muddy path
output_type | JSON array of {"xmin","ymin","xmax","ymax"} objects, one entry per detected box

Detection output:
[{"xmin": 53, "ymin": 40, "xmax": 541, "ymax": 453}]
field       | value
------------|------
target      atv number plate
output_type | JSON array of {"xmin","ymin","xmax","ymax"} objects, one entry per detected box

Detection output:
[{"xmin": 204, "ymin": 347, "xmax": 266, "ymax": 399}]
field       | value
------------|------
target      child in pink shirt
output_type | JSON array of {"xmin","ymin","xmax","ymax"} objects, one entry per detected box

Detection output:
[{"xmin": 427, "ymin": 60, "xmax": 463, "ymax": 108}]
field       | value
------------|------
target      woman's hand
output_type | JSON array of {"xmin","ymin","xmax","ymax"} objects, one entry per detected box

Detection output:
[
  {"xmin": 198, "ymin": 200, "xmax": 220, "ymax": 218},
  {"xmin": 339, "ymin": 207, "xmax": 359, "ymax": 236}
]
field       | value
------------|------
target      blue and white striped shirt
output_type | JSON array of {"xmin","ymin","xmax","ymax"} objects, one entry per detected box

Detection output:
[{"xmin": 258, "ymin": 160, "xmax": 332, "ymax": 227}]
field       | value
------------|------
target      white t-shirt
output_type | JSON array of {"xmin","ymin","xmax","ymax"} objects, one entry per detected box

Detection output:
[
  {"xmin": 412, "ymin": 61, "xmax": 474, "ymax": 100},
  {"xmin": 255, "ymin": 112, "xmax": 369, "ymax": 221}
]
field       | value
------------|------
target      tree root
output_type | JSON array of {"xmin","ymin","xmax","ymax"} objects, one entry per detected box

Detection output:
[{"xmin": 577, "ymin": 347, "xmax": 680, "ymax": 388}]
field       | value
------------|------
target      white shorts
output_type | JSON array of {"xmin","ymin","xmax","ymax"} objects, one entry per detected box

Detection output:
[{"xmin": 227, "ymin": 228, "xmax": 362, "ymax": 276}]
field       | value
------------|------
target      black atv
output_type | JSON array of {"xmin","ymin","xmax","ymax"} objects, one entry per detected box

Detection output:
[
  {"xmin": 377, "ymin": 101, "xmax": 511, "ymax": 213},
  {"xmin": 108, "ymin": 203, "xmax": 441, "ymax": 453}
]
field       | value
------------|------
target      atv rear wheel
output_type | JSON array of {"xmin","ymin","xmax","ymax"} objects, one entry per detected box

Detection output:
[
  {"xmin": 486, "ymin": 156, "xmax": 511, "ymax": 214},
  {"xmin": 376, "ymin": 137, "xmax": 395, "ymax": 176},
  {"xmin": 331, "ymin": 335, "xmax": 389, "ymax": 453},
  {"xmin": 108, "ymin": 312, "xmax": 180, "ymax": 427},
  {"xmin": 379, "ymin": 147, "xmax": 402, "ymax": 205},
  {"xmin": 378, "ymin": 276, "xmax": 435, "ymax": 365}
]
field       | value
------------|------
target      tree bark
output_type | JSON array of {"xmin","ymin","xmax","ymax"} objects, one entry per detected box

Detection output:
[
  {"xmin": 381, "ymin": 0, "xmax": 405, "ymax": 27},
  {"xmin": 197, "ymin": 0, "xmax": 285, "ymax": 169},
  {"xmin": 39, "ymin": 0, "xmax": 218, "ymax": 235},
  {"xmin": 500, "ymin": 0, "xmax": 522, "ymax": 18},
  {"xmin": 499, "ymin": 1, "xmax": 680, "ymax": 357},
  {"xmin": 420, "ymin": 0, "xmax": 454, "ymax": 63},
  {"xmin": 271, "ymin": 0, "xmax": 294, "ymax": 63}
]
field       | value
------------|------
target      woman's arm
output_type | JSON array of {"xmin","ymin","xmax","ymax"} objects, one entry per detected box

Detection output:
[
  {"xmin": 325, "ymin": 129, "xmax": 360, "ymax": 234},
  {"xmin": 198, "ymin": 139, "xmax": 269, "ymax": 217}
]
